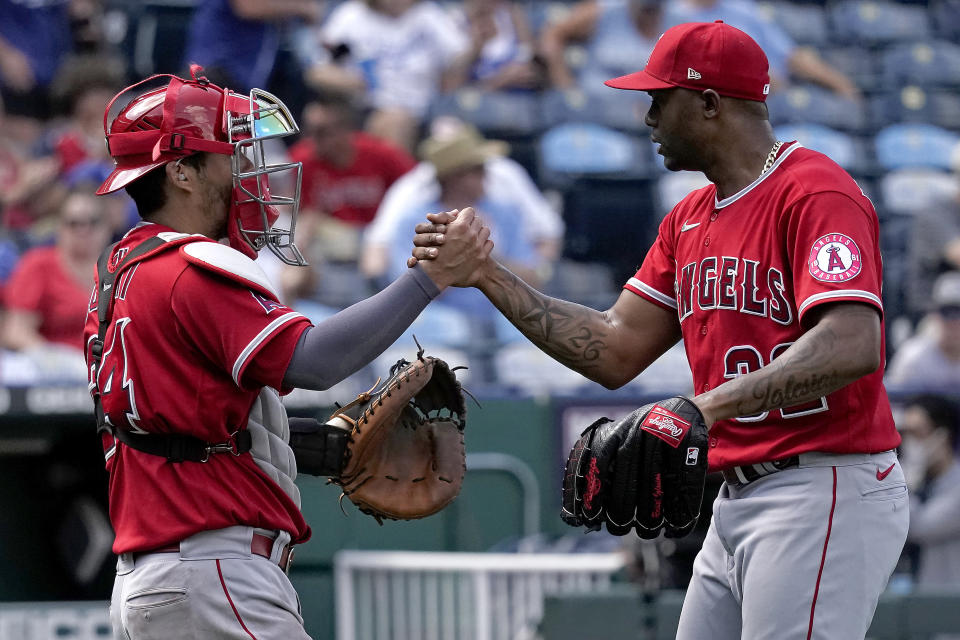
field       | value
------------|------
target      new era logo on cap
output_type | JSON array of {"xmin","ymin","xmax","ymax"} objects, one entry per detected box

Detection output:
[
  {"xmin": 641, "ymin": 405, "xmax": 692, "ymax": 448},
  {"xmin": 687, "ymin": 67, "xmax": 702, "ymax": 80}
]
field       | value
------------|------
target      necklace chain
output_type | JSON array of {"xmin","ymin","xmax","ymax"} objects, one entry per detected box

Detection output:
[{"xmin": 761, "ymin": 140, "xmax": 783, "ymax": 177}]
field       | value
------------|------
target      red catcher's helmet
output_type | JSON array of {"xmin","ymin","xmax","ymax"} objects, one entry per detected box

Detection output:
[{"xmin": 98, "ymin": 65, "xmax": 306, "ymax": 265}]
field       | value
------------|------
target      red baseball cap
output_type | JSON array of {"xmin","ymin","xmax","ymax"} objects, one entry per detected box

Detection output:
[{"xmin": 605, "ymin": 20, "xmax": 771, "ymax": 102}]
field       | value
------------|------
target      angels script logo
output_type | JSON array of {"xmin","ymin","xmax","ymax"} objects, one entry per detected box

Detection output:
[
  {"xmin": 641, "ymin": 406, "xmax": 691, "ymax": 448},
  {"xmin": 583, "ymin": 458, "xmax": 602, "ymax": 510}
]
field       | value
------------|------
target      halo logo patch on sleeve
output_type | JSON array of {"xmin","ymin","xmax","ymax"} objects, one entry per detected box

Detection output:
[{"xmin": 808, "ymin": 233, "xmax": 862, "ymax": 282}]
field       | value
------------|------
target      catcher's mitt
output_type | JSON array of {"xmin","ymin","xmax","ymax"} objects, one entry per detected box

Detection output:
[
  {"xmin": 561, "ymin": 396, "xmax": 708, "ymax": 538},
  {"xmin": 328, "ymin": 352, "xmax": 467, "ymax": 523}
]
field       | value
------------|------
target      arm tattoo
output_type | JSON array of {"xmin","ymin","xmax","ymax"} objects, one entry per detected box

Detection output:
[
  {"xmin": 483, "ymin": 264, "xmax": 609, "ymax": 377},
  {"xmin": 729, "ymin": 307, "xmax": 873, "ymax": 417}
]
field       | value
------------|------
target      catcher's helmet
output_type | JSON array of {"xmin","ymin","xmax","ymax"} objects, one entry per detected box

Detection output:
[{"xmin": 97, "ymin": 65, "xmax": 306, "ymax": 265}]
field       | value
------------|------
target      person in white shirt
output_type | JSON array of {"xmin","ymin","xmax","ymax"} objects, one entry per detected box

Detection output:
[
  {"xmin": 302, "ymin": 0, "xmax": 470, "ymax": 151},
  {"xmin": 887, "ymin": 271, "xmax": 960, "ymax": 391},
  {"xmin": 361, "ymin": 117, "xmax": 563, "ymax": 283}
]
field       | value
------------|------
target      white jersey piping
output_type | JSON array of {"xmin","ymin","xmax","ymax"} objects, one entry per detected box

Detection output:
[
  {"xmin": 797, "ymin": 290, "xmax": 883, "ymax": 317},
  {"xmin": 714, "ymin": 142, "xmax": 804, "ymax": 209},
  {"xmin": 231, "ymin": 311, "xmax": 304, "ymax": 385},
  {"xmin": 626, "ymin": 277, "xmax": 677, "ymax": 308}
]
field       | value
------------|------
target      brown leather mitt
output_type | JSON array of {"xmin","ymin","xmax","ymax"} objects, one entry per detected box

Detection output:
[{"xmin": 329, "ymin": 352, "xmax": 467, "ymax": 523}]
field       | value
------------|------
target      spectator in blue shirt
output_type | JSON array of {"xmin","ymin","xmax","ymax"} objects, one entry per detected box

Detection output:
[{"xmin": 183, "ymin": 0, "xmax": 321, "ymax": 92}]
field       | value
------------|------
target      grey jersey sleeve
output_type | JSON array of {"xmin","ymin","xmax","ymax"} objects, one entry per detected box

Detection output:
[{"xmin": 282, "ymin": 265, "xmax": 441, "ymax": 390}]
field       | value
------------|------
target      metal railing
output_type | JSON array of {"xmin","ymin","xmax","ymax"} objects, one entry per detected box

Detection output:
[{"xmin": 334, "ymin": 551, "xmax": 627, "ymax": 640}]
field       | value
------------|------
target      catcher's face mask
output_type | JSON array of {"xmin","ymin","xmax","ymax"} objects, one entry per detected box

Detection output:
[
  {"xmin": 98, "ymin": 66, "xmax": 306, "ymax": 266},
  {"xmin": 227, "ymin": 89, "xmax": 304, "ymax": 265}
]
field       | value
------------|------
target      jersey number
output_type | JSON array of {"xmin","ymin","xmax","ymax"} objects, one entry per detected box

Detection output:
[
  {"xmin": 723, "ymin": 343, "xmax": 829, "ymax": 422},
  {"xmin": 97, "ymin": 316, "xmax": 145, "ymax": 433}
]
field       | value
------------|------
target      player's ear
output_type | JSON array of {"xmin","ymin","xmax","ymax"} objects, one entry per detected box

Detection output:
[
  {"xmin": 700, "ymin": 89, "xmax": 721, "ymax": 119},
  {"xmin": 165, "ymin": 159, "xmax": 194, "ymax": 193}
]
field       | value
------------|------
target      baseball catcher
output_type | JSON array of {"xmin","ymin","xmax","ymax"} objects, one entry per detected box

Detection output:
[
  {"xmin": 290, "ymin": 350, "xmax": 467, "ymax": 523},
  {"xmin": 89, "ymin": 63, "xmax": 492, "ymax": 639},
  {"xmin": 562, "ymin": 396, "xmax": 708, "ymax": 538}
]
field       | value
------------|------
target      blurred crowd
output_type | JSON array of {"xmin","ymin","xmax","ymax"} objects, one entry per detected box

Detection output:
[
  {"xmin": 2, "ymin": 0, "xmax": 957, "ymax": 398},
  {"xmin": 3, "ymin": 0, "xmax": 960, "ymax": 600}
]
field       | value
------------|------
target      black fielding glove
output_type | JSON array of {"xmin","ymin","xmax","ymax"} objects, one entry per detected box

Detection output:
[{"xmin": 561, "ymin": 396, "xmax": 709, "ymax": 538}]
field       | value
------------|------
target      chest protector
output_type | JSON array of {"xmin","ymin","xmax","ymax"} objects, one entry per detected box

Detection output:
[{"xmin": 92, "ymin": 234, "xmax": 300, "ymax": 506}]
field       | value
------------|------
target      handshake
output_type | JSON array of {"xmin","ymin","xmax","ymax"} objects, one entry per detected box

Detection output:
[{"xmin": 405, "ymin": 207, "xmax": 493, "ymax": 290}]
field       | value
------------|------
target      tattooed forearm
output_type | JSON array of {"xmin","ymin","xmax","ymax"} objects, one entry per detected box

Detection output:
[
  {"xmin": 736, "ymin": 370, "xmax": 843, "ymax": 416},
  {"xmin": 735, "ymin": 323, "xmax": 845, "ymax": 415},
  {"xmin": 697, "ymin": 303, "xmax": 881, "ymax": 425},
  {"xmin": 482, "ymin": 264, "xmax": 611, "ymax": 377}
]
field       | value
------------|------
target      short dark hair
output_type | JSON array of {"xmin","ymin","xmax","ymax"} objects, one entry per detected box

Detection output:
[
  {"xmin": 908, "ymin": 393, "xmax": 960, "ymax": 441},
  {"xmin": 302, "ymin": 89, "xmax": 361, "ymax": 129},
  {"xmin": 125, "ymin": 153, "xmax": 206, "ymax": 218},
  {"xmin": 736, "ymin": 96, "xmax": 769, "ymax": 121}
]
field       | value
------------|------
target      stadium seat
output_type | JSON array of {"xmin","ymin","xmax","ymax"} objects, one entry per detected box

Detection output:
[
  {"xmin": 430, "ymin": 89, "xmax": 542, "ymax": 138},
  {"xmin": 525, "ymin": 0, "xmax": 572, "ymax": 34},
  {"xmin": 125, "ymin": 1, "xmax": 198, "ymax": 77},
  {"xmin": 820, "ymin": 46, "xmax": 882, "ymax": 93},
  {"xmin": 373, "ymin": 345, "xmax": 474, "ymax": 385},
  {"xmin": 874, "ymin": 123, "xmax": 960, "ymax": 171},
  {"xmin": 931, "ymin": 0, "xmax": 960, "ymax": 40},
  {"xmin": 392, "ymin": 304, "xmax": 474, "ymax": 349},
  {"xmin": 759, "ymin": 2, "xmax": 828, "ymax": 46},
  {"xmin": 774, "ymin": 123, "xmax": 872, "ymax": 175},
  {"xmin": 493, "ymin": 343, "xmax": 592, "ymax": 395},
  {"xmin": 622, "ymin": 342, "xmax": 693, "ymax": 395},
  {"xmin": 880, "ymin": 41, "xmax": 960, "ymax": 91},
  {"xmin": 309, "ymin": 262, "xmax": 374, "ymax": 309},
  {"xmin": 767, "ymin": 85, "xmax": 869, "ymax": 132},
  {"xmin": 540, "ymin": 88, "xmax": 650, "ymax": 134},
  {"xmin": 870, "ymin": 87, "xmax": 960, "ymax": 130},
  {"xmin": 879, "ymin": 168, "xmax": 958, "ymax": 216},
  {"xmin": 558, "ymin": 176, "xmax": 659, "ymax": 281},
  {"xmin": 828, "ymin": 1, "xmax": 931, "ymax": 46},
  {"xmin": 537, "ymin": 122, "xmax": 651, "ymax": 184},
  {"xmin": 656, "ymin": 172, "xmax": 711, "ymax": 214},
  {"xmin": 541, "ymin": 259, "xmax": 620, "ymax": 310}
]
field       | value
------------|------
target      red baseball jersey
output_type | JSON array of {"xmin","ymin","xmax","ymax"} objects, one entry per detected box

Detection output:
[
  {"xmin": 6, "ymin": 246, "xmax": 90, "ymax": 349},
  {"xmin": 289, "ymin": 132, "xmax": 416, "ymax": 225},
  {"xmin": 83, "ymin": 223, "xmax": 313, "ymax": 553},
  {"xmin": 626, "ymin": 142, "xmax": 900, "ymax": 471}
]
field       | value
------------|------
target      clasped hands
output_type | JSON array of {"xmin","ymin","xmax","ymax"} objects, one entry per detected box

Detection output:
[{"xmin": 409, "ymin": 208, "xmax": 493, "ymax": 289}]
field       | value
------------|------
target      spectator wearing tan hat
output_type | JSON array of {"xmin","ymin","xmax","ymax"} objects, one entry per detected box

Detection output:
[
  {"xmin": 887, "ymin": 271, "xmax": 960, "ymax": 391},
  {"xmin": 362, "ymin": 121, "xmax": 561, "ymax": 291},
  {"xmin": 361, "ymin": 124, "xmax": 558, "ymax": 375}
]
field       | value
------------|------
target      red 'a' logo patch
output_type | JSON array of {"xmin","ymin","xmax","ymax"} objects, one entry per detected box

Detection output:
[
  {"xmin": 808, "ymin": 233, "xmax": 862, "ymax": 283},
  {"xmin": 641, "ymin": 405, "xmax": 691, "ymax": 448},
  {"xmin": 250, "ymin": 291, "xmax": 286, "ymax": 314}
]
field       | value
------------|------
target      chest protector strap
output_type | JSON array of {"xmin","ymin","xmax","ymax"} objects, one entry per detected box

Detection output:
[{"xmin": 91, "ymin": 236, "xmax": 252, "ymax": 463}]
